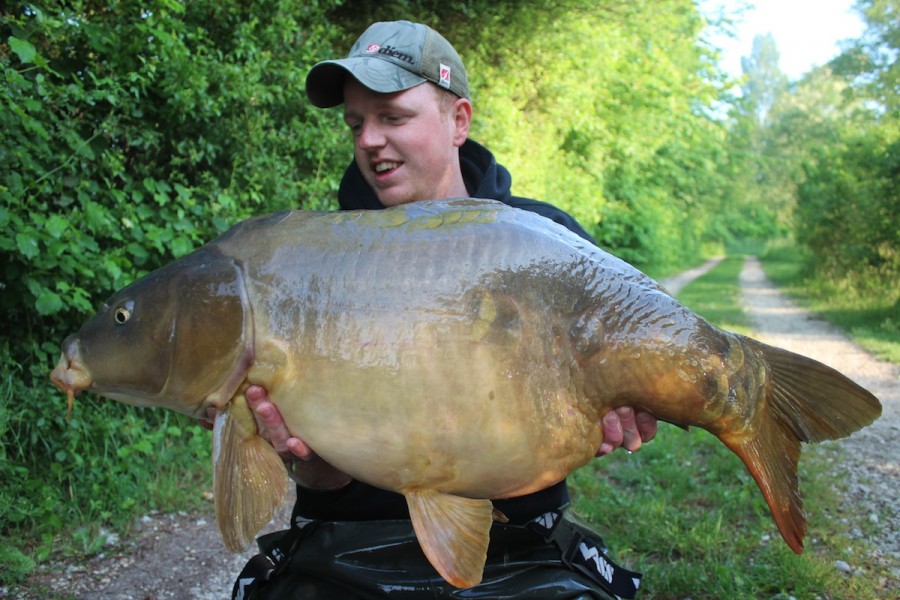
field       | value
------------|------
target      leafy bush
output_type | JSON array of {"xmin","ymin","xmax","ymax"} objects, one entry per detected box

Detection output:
[
  {"xmin": 795, "ymin": 127, "xmax": 899, "ymax": 285},
  {"xmin": 1, "ymin": 0, "xmax": 348, "ymax": 583}
]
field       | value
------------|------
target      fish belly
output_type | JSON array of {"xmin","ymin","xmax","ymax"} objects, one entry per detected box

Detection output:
[
  {"xmin": 251, "ymin": 305, "xmax": 604, "ymax": 499},
  {"xmin": 216, "ymin": 204, "xmax": 622, "ymax": 500}
]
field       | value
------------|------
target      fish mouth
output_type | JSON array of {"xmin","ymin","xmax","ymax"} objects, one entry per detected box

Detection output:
[{"xmin": 50, "ymin": 350, "xmax": 93, "ymax": 419}]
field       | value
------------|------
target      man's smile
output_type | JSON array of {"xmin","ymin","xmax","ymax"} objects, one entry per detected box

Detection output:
[{"xmin": 374, "ymin": 161, "xmax": 402, "ymax": 174}]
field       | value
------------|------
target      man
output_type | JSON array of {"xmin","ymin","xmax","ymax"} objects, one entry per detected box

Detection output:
[{"xmin": 233, "ymin": 20, "xmax": 657, "ymax": 599}]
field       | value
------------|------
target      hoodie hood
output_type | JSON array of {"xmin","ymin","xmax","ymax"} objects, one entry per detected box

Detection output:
[{"xmin": 337, "ymin": 138, "xmax": 595, "ymax": 243}]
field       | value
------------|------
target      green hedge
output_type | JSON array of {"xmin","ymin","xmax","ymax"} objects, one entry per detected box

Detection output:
[{"xmin": 1, "ymin": 1, "xmax": 350, "ymax": 583}]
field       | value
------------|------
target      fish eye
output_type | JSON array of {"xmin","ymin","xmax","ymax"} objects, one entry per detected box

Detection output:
[{"xmin": 113, "ymin": 301, "xmax": 133, "ymax": 325}]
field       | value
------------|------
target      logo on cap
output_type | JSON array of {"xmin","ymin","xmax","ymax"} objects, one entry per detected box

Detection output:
[
  {"xmin": 439, "ymin": 63, "xmax": 452, "ymax": 89},
  {"xmin": 366, "ymin": 44, "xmax": 380, "ymax": 53}
]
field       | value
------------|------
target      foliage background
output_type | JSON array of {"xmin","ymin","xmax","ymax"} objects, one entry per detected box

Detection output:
[{"xmin": 1, "ymin": 0, "xmax": 897, "ymax": 588}]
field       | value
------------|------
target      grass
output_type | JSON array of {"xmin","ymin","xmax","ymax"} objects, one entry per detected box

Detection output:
[
  {"xmin": 760, "ymin": 241, "xmax": 900, "ymax": 365},
  {"xmin": 673, "ymin": 255, "xmax": 753, "ymax": 336},
  {"xmin": 641, "ymin": 257, "xmax": 711, "ymax": 282},
  {"xmin": 569, "ymin": 254, "xmax": 888, "ymax": 599},
  {"xmin": 0, "ymin": 358, "xmax": 214, "ymax": 587}
]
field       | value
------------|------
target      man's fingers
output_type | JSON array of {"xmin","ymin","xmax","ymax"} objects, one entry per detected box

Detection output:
[
  {"xmin": 596, "ymin": 407, "xmax": 659, "ymax": 456},
  {"xmin": 635, "ymin": 410, "xmax": 658, "ymax": 443},
  {"xmin": 285, "ymin": 437, "xmax": 314, "ymax": 460},
  {"xmin": 245, "ymin": 385, "xmax": 314, "ymax": 462},
  {"xmin": 596, "ymin": 411, "xmax": 623, "ymax": 456},
  {"xmin": 256, "ymin": 402, "xmax": 292, "ymax": 454},
  {"xmin": 245, "ymin": 384, "xmax": 268, "ymax": 407},
  {"xmin": 615, "ymin": 406, "xmax": 642, "ymax": 453}
]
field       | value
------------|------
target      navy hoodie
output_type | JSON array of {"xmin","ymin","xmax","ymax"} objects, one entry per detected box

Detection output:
[{"xmin": 295, "ymin": 139, "xmax": 595, "ymax": 524}]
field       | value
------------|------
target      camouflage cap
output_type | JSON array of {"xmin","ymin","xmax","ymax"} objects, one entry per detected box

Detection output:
[{"xmin": 305, "ymin": 20, "xmax": 470, "ymax": 108}]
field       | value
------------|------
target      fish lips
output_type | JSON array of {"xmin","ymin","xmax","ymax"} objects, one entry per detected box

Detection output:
[
  {"xmin": 51, "ymin": 338, "xmax": 93, "ymax": 395},
  {"xmin": 51, "ymin": 338, "xmax": 94, "ymax": 418}
]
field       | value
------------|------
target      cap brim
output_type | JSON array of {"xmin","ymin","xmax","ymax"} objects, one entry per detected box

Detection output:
[{"xmin": 306, "ymin": 57, "xmax": 427, "ymax": 108}]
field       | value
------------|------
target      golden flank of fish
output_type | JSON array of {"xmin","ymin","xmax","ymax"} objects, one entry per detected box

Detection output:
[{"xmin": 50, "ymin": 199, "xmax": 882, "ymax": 588}]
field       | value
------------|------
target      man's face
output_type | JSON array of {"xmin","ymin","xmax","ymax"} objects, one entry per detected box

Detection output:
[{"xmin": 343, "ymin": 79, "xmax": 470, "ymax": 206}]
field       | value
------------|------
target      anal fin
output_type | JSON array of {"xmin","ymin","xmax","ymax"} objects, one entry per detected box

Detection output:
[
  {"xmin": 405, "ymin": 489, "xmax": 493, "ymax": 588},
  {"xmin": 213, "ymin": 395, "xmax": 288, "ymax": 551}
]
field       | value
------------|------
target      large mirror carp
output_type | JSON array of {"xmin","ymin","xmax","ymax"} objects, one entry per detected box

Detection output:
[{"xmin": 51, "ymin": 198, "xmax": 881, "ymax": 588}]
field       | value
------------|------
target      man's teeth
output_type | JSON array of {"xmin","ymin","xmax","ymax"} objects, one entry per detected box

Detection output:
[{"xmin": 375, "ymin": 162, "xmax": 400, "ymax": 173}]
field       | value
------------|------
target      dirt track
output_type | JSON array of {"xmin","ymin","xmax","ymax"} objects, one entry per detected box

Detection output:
[
  {"xmin": 15, "ymin": 257, "xmax": 898, "ymax": 598},
  {"xmin": 739, "ymin": 256, "xmax": 899, "ymax": 591}
]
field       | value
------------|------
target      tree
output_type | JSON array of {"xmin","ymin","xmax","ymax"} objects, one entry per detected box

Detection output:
[
  {"xmin": 455, "ymin": 0, "xmax": 731, "ymax": 265},
  {"xmin": 787, "ymin": 0, "xmax": 900, "ymax": 283},
  {"xmin": 833, "ymin": 0, "xmax": 900, "ymax": 112},
  {"xmin": 740, "ymin": 33, "xmax": 788, "ymax": 125},
  {"xmin": 717, "ymin": 34, "xmax": 792, "ymax": 245}
]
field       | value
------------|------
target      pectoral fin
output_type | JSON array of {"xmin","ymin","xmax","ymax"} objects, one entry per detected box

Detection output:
[
  {"xmin": 212, "ymin": 395, "xmax": 288, "ymax": 551},
  {"xmin": 405, "ymin": 489, "xmax": 493, "ymax": 588}
]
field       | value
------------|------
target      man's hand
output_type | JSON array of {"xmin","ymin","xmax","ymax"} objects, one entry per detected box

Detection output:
[
  {"xmin": 596, "ymin": 407, "xmax": 658, "ymax": 456},
  {"xmin": 245, "ymin": 385, "xmax": 352, "ymax": 491}
]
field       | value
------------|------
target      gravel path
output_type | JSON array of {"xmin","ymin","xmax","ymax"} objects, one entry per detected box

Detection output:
[
  {"xmin": 739, "ymin": 256, "xmax": 899, "ymax": 590},
  {"xmin": 21, "ymin": 487, "xmax": 295, "ymax": 600},
  {"xmin": 14, "ymin": 256, "xmax": 897, "ymax": 598}
]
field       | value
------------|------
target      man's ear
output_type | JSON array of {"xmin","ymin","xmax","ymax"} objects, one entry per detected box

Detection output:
[{"xmin": 451, "ymin": 98, "xmax": 472, "ymax": 147}]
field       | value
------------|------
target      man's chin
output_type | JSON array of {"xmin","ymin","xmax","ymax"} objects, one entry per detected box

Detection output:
[{"xmin": 376, "ymin": 192, "xmax": 417, "ymax": 207}]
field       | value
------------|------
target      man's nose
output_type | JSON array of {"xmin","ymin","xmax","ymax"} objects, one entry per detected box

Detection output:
[{"xmin": 357, "ymin": 122, "xmax": 386, "ymax": 150}]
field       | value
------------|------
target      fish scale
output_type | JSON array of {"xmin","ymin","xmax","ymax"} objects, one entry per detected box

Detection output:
[{"xmin": 51, "ymin": 198, "xmax": 882, "ymax": 589}]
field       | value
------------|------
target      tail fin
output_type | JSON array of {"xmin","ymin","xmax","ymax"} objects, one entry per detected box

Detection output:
[{"xmin": 721, "ymin": 338, "xmax": 881, "ymax": 554}]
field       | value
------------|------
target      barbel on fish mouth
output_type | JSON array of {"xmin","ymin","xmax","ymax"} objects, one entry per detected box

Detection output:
[{"xmin": 50, "ymin": 198, "xmax": 882, "ymax": 588}]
